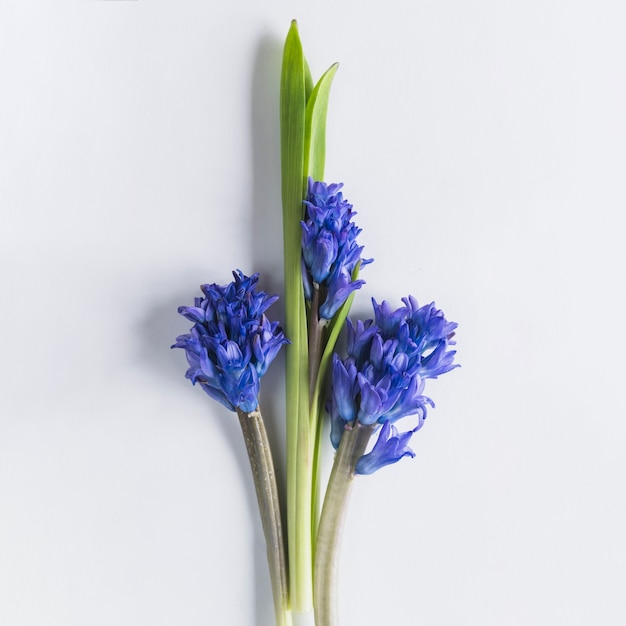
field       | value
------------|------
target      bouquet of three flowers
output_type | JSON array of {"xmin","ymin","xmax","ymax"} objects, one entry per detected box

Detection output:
[{"xmin": 173, "ymin": 21, "xmax": 458, "ymax": 626}]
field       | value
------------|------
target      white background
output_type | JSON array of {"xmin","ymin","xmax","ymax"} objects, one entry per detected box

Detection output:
[{"xmin": 2, "ymin": 2, "xmax": 625, "ymax": 625}]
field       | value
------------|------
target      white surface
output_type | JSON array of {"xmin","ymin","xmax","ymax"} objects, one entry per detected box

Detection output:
[{"xmin": 2, "ymin": 2, "xmax": 626, "ymax": 625}]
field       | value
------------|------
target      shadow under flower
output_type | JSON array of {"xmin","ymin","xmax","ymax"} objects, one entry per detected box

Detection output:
[
  {"xmin": 139, "ymin": 283, "xmax": 277, "ymax": 623},
  {"xmin": 136, "ymin": 30, "xmax": 288, "ymax": 626},
  {"xmin": 248, "ymin": 31, "xmax": 287, "ymax": 626}
]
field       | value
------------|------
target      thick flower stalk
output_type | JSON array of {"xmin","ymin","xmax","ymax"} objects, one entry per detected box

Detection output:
[
  {"xmin": 314, "ymin": 297, "xmax": 458, "ymax": 626},
  {"xmin": 172, "ymin": 270, "xmax": 291, "ymax": 626}
]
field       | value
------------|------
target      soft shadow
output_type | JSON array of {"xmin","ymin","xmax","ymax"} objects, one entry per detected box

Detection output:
[
  {"xmin": 138, "ymin": 283, "xmax": 254, "ymax": 480},
  {"xmin": 249, "ymin": 31, "xmax": 285, "ymax": 488},
  {"xmin": 140, "ymin": 288, "xmax": 194, "ymax": 382},
  {"xmin": 249, "ymin": 33, "xmax": 283, "ymax": 295},
  {"xmin": 248, "ymin": 32, "xmax": 286, "ymax": 626},
  {"xmin": 138, "ymin": 284, "xmax": 268, "ymax": 620},
  {"xmin": 139, "ymin": 31, "xmax": 287, "ymax": 626}
]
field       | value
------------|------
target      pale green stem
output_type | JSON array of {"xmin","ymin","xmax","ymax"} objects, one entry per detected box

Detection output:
[
  {"xmin": 285, "ymin": 292, "xmax": 312, "ymax": 618},
  {"xmin": 291, "ymin": 394, "xmax": 313, "ymax": 617},
  {"xmin": 307, "ymin": 283, "xmax": 327, "ymax": 548},
  {"xmin": 293, "ymin": 613, "xmax": 316, "ymax": 626},
  {"xmin": 237, "ymin": 407, "xmax": 292, "ymax": 626},
  {"xmin": 313, "ymin": 423, "xmax": 375, "ymax": 626},
  {"xmin": 310, "ymin": 389, "xmax": 327, "ymax": 541}
]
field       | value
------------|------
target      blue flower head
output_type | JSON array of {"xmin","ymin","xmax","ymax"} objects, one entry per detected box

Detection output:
[
  {"xmin": 172, "ymin": 271, "xmax": 289, "ymax": 413},
  {"xmin": 301, "ymin": 179, "xmax": 372, "ymax": 319},
  {"xmin": 329, "ymin": 296, "xmax": 458, "ymax": 473}
]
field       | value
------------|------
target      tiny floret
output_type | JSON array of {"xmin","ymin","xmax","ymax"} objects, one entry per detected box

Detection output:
[
  {"xmin": 355, "ymin": 421, "xmax": 417, "ymax": 475},
  {"xmin": 172, "ymin": 271, "xmax": 289, "ymax": 413}
]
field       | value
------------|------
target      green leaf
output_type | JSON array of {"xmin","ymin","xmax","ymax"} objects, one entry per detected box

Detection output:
[
  {"xmin": 281, "ymin": 21, "xmax": 307, "ymax": 222},
  {"xmin": 304, "ymin": 56, "xmax": 314, "ymax": 102},
  {"xmin": 304, "ymin": 63, "xmax": 339, "ymax": 184},
  {"xmin": 280, "ymin": 20, "xmax": 308, "ymax": 424},
  {"xmin": 280, "ymin": 19, "xmax": 313, "ymax": 614}
]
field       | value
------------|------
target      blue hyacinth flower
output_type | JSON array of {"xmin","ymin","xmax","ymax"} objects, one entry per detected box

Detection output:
[
  {"xmin": 329, "ymin": 296, "xmax": 458, "ymax": 472},
  {"xmin": 172, "ymin": 270, "xmax": 289, "ymax": 413},
  {"xmin": 301, "ymin": 179, "xmax": 372, "ymax": 320}
]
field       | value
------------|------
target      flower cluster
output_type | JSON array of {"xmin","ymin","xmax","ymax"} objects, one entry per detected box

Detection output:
[
  {"xmin": 172, "ymin": 271, "xmax": 289, "ymax": 413},
  {"xmin": 329, "ymin": 296, "xmax": 458, "ymax": 473},
  {"xmin": 301, "ymin": 179, "xmax": 371, "ymax": 319}
]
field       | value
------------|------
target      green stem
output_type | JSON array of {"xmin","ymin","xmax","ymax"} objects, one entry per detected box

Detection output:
[
  {"xmin": 309, "ymin": 271, "xmax": 359, "ymax": 538},
  {"xmin": 237, "ymin": 407, "xmax": 292, "ymax": 626},
  {"xmin": 281, "ymin": 20, "xmax": 313, "ymax": 614},
  {"xmin": 307, "ymin": 284, "xmax": 325, "ymax": 403},
  {"xmin": 313, "ymin": 423, "xmax": 375, "ymax": 626},
  {"xmin": 307, "ymin": 283, "xmax": 327, "ymax": 548},
  {"xmin": 310, "ymin": 387, "xmax": 327, "ymax": 541}
]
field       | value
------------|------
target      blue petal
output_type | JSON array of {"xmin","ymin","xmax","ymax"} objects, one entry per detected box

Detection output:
[
  {"xmin": 199, "ymin": 382, "xmax": 236, "ymax": 412},
  {"xmin": 319, "ymin": 265, "xmax": 365, "ymax": 319},
  {"xmin": 356, "ymin": 374, "xmax": 383, "ymax": 425},
  {"xmin": 355, "ymin": 421, "xmax": 416, "ymax": 475},
  {"xmin": 331, "ymin": 355, "xmax": 357, "ymax": 422},
  {"xmin": 329, "ymin": 407, "xmax": 348, "ymax": 449},
  {"xmin": 177, "ymin": 306, "xmax": 207, "ymax": 324}
]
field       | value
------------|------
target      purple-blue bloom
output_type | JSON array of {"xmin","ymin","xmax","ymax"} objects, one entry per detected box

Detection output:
[
  {"xmin": 301, "ymin": 179, "xmax": 372, "ymax": 319},
  {"xmin": 355, "ymin": 421, "xmax": 417, "ymax": 475},
  {"xmin": 172, "ymin": 270, "xmax": 289, "ymax": 413},
  {"xmin": 329, "ymin": 296, "xmax": 458, "ymax": 473}
]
